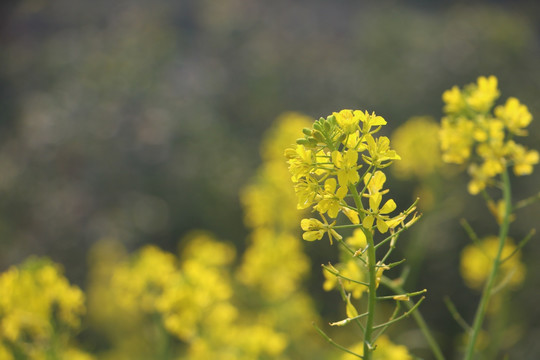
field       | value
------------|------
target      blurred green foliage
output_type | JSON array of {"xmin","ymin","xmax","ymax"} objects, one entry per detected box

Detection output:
[{"xmin": 1, "ymin": 0, "xmax": 540, "ymax": 358}]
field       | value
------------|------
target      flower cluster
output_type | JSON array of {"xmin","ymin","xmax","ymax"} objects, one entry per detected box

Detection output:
[
  {"xmin": 237, "ymin": 112, "xmax": 332, "ymax": 358},
  {"xmin": 391, "ymin": 116, "xmax": 444, "ymax": 180},
  {"xmin": 239, "ymin": 113, "xmax": 313, "ymax": 299},
  {"xmin": 440, "ymin": 75, "xmax": 539, "ymax": 194},
  {"xmin": 85, "ymin": 113, "xmax": 338, "ymax": 360},
  {"xmin": 460, "ymin": 236, "xmax": 525, "ymax": 291},
  {"xmin": 87, "ymin": 232, "xmax": 287, "ymax": 360},
  {"xmin": 0, "ymin": 257, "xmax": 91, "ymax": 360},
  {"xmin": 285, "ymin": 109, "xmax": 416, "ymax": 243},
  {"xmin": 286, "ymin": 109, "xmax": 422, "ymax": 359}
]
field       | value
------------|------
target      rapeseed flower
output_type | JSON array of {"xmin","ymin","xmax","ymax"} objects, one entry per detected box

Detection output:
[
  {"xmin": 460, "ymin": 236, "xmax": 525, "ymax": 290},
  {"xmin": 0, "ymin": 258, "xmax": 89, "ymax": 359},
  {"xmin": 440, "ymin": 75, "xmax": 538, "ymax": 194},
  {"xmin": 391, "ymin": 116, "xmax": 443, "ymax": 179},
  {"xmin": 286, "ymin": 109, "xmax": 420, "ymax": 359},
  {"xmin": 333, "ymin": 149, "xmax": 361, "ymax": 186}
]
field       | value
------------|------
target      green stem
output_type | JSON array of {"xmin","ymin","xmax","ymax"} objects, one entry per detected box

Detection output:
[
  {"xmin": 350, "ymin": 184, "xmax": 376, "ymax": 360},
  {"xmin": 463, "ymin": 168, "xmax": 512, "ymax": 360}
]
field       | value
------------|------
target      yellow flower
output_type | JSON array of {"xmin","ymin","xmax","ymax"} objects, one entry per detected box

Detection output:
[
  {"xmin": 440, "ymin": 116, "xmax": 475, "ymax": 164},
  {"xmin": 301, "ymin": 216, "xmax": 342, "ymax": 244},
  {"xmin": 286, "ymin": 144, "xmax": 313, "ymax": 182},
  {"xmin": 361, "ymin": 169, "xmax": 412, "ymax": 233},
  {"xmin": 315, "ymin": 178, "xmax": 347, "ymax": 218},
  {"xmin": 332, "ymin": 149, "xmax": 360, "ymax": 187},
  {"xmin": 293, "ymin": 176, "xmax": 321, "ymax": 209},
  {"xmin": 364, "ymin": 136, "xmax": 401, "ymax": 168},
  {"xmin": 508, "ymin": 142, "xmax": 539, "ymax": 176},
  {"xmin": 342, "ymin": 130, "xmax": 367, "ymax": 151},
  {"xmin": 238, "ymin": 229, "xmax": 309, "ymax": 300},
  {"xmin": 472, "ymin": 116, "xmax": 504, "ymax": 144},
  {"xmin": 0, "ymin": 258, "xmax": 86, "ymax": 358},
  {"xmin": 495, "ymin": 97, "xmax": 532, "ymax": 136},
  {"xmin": 442, "ymin": 85, "xmax": 465, "ymax": 114},
  {"xmin": 460, "ymin": 236, "xmax": 526, "ymax": 290},
  {"xmin": 356, "ymin": 110, "xmax": 387, "ymax": 134},
  {"xmin": 333, "ymin": 109, "xmax": 361, "ymax": 134},
  {"xmin": 467, "ymin": 163, "xmax": 490, "ymax": 195},
  {"xmin": 391, "ymin": 117, "xmax": 443, "ymax": 179},
  {"xmin": 300, "ymin": 218, "xmax": 325, "ymax": 241},
  {"xmin": 467, "ymin": 75, "xmax": 500, "ymax": 112},
  {"xmin": 363, "ymin": 170, "xmax": 388, "ymax": 196},
  {"xmin": 440, "ymin": 75, "xmax": 537, "ymax": 195},
  {"xmin": 362, "ymin": 192, "xmax": 397, "ymax": 233}
]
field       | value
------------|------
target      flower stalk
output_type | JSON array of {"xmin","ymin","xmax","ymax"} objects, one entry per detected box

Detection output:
[{"xmin": 464, "ymin": 168, "xmax": 512, "ymax": 360}]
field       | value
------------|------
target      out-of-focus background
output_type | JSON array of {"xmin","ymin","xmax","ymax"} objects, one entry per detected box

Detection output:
[{"xmin": 1, "ymin": 0, "xmax": 540, "ymax": 358}]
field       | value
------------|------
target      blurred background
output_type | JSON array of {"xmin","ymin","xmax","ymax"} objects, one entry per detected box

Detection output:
[{"xmin": 1, "ymin": 0, "xmax": 540, "ymax": 358}]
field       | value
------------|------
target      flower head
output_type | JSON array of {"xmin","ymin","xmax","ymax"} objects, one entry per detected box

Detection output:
[{"xmin": 440, "ymin": 76, "xmax": 537, "ymax": 194}]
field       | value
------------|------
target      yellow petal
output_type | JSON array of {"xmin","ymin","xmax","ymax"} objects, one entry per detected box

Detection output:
[
  {"xmin": 363, "ymin": 215, "xmax": 374, "ymax": 229},
  {"xmin": 376, "ymin": 218, "xmax": 389, "ymax": 233},
  {"xmin": 380, "ymin": 199, "xmax": 397, "ymax": 214}
]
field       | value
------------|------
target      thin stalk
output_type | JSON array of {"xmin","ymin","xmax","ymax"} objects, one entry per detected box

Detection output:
[
  {"xmin": 463, "ymin": 168, "xmax": 512, "ymax": 360},
  {"xmin": 323, "ymin": 264, "xmax": 370, "ymax": 287},
  {"xmin": 330, "ymin": 311, "xmax": 370, "ymax": 326},
  {"xmin": 350, "ymin": 184, "xmax": 376, "ymax": 360},
  {"xmin": 514, "ymin": 191, "xmax": 540, "ymax": 210},
  {"xmin": 376, "ymin": 288, "xmax": 426, "ymax": 300},
  {"xmin": 313, "ymin": 323, "xmax": 363, "ymax": 358},
  {"xmin": 372, "ymin": 296, "xmax": 425, "ymax": 330},
  {"xmin": 380, "ymin": 277, "xmax": 446, "ymax": 360},
  {"xmin": 443, "ymin": 296, "xmax": 471, "ymax": 332},
  {"xmin": 501, "ymin": 228, "xmax": 535, "ymax": 264}
]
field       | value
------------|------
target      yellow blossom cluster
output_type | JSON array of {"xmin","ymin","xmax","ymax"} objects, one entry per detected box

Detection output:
[
  {"xmin": 391, "ymin": 116, "xmax": 444, "ymax": 180},
  {"xmin": 440, "ymin": 75, "xmax": 539, "ymax": 194},
  {"xmin": 0, "ymin": 257, "xmax": 91, "ymax": 360},
  {"xmin": 285, "ymin": 109, "xmax": 417, "ymax": 244},
  {"xmin": 237, "ymin": 112, "xmax": 332, "ymax": 359},
  {"xmin": 87, "ymin": 232, "xmax": 288, "ymax": 360},
  {"xmin": 460, "ymin": 236, "xmax": 525, "ymax": 290},
  {"xmin": 285, "ymin": 109, "xmax": 420, "ymax": 358},
  {"xmin": 239, "ymin": 112, "xmax": 313, "ymax": 300},
  {"xmin": 85, "ymin": 112, "xmax": 335, "ymax": 360}
]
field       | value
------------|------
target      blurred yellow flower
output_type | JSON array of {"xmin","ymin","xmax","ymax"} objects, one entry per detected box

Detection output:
[
  {"xmin": 495, "ymin": 97, "xmax": 532, "ymax": 136},
  {"xmin": 440, "ymin": 75, "xmax": 537, "ymax": 194},
  {"xmin": 391, "ymin": 116, "xmax": 443, "ymax": 179},
  {"xmin": 0, "ymin": 257, "xmax": 89, "ymax": 359},
  {"xmin": 323, "ymin": 260, "xmax": 367, "ymax": 299},
  {"xmin": 460, "ymin": 236, "xmax": 526, "ymax": 290}
]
